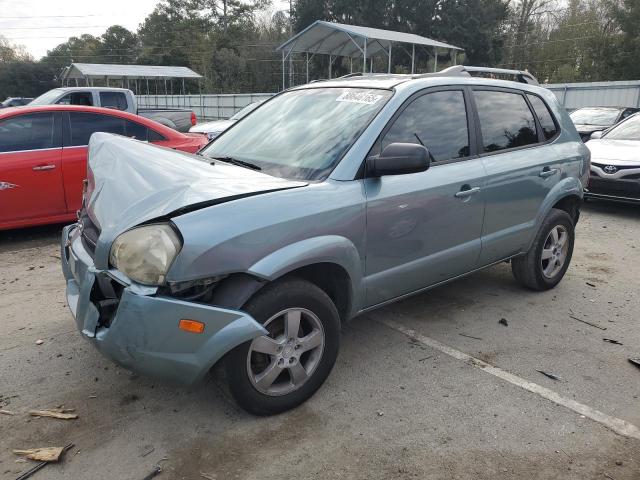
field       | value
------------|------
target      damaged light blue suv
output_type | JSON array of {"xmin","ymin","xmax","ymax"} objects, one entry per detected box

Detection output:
[{"xmin": 61, "ymin": 66, "xmax": 589, "ymax": 415}]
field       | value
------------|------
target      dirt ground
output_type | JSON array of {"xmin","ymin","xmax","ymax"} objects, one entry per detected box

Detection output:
[{"xmin": 1, "ymin": 201, "xmax": 639, "ymax": 480}]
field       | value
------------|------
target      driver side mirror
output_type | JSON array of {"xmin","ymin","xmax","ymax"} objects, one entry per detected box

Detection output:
[
  {"xmin": 367, "ymin": 143, "xmax": 430, "ymax": 177},
  {"xmin": 590, "ymin": 131, "xmax": 603, "ymax": 140}
]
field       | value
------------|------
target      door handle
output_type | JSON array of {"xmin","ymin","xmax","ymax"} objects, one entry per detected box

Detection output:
[
  {"xmin": 32, "ymin": 164, "xmax": 56, "ymax": 171},
  {"xmin": 539, "ymin": 167, "xmax": 559, "ymax": 178},
  {"xmin": 454, "ymin": 186, "xmax": 481, "ymax": 198}
]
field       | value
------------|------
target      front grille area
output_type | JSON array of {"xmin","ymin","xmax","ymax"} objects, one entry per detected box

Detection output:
[
  {"xmin": 592, "ymin": 163, "xmax": 639, "ymax": 172},
  {"xmin": 79, "ymin": 209, "xmax": 100, "ymax": 257},
  {"xmin": 588, "ymin": 177, "xmax": 640, "ymax": 199},
  {"xmin": 90, "ymin": 273, "xmax": 125, "ymax": 328}
]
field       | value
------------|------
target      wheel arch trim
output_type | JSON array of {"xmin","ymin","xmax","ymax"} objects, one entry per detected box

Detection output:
[
  {"xmin": 527, "ymin": 177, "xmax": 583, "ymax": 251},
  {"xmin": 246, "ymin": 235, "xmax": 363, "ymax": 316}
]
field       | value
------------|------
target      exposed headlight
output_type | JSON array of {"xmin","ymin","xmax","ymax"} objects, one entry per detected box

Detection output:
[{"xmin": 109, "ymin": 224, "xmax": 182, "ymax": 285}]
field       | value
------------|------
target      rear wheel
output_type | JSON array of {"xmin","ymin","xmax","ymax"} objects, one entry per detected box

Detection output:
[
  {"xmin": 512, "ymin": 208, "xmax": 575, "ymax": 290},
  {"xmin": 224, "ymin": 278, "xmax": 340, "ymax": 415}
]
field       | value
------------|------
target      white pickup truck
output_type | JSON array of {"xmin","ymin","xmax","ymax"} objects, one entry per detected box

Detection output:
[{"xmin": 29, "ymin": 87, "xmax": 197, "ymax": 132}]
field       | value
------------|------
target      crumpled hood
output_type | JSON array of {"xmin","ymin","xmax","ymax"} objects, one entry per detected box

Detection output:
[
  {"xmin": 189, "ymin": 119, "xmax": 235, "ymax": 134},
  {"xmin": 85, "ymin": 133, "xmax": 306, "ymax": 267},
  {"xmin": 587, "ymin": 139, "xmax": 640, "ymax": 165}
]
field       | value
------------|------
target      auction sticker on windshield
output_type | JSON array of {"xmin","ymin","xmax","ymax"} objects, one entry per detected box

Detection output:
[{"xmin": 336, "ymin": 91, "xmax": 384, "ymax": 105}]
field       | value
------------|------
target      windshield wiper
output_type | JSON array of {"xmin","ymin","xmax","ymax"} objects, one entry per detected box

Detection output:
[{"xmin": 210, "ymin": 156, "xmax": 262, "ymax": 171}]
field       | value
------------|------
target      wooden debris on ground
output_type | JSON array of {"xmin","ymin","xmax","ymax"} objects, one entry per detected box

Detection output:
[
  {"xmin": 13, "ymin": 447, "xmax": 64, "ymax": 462},
  {"xmin": 0, "ymin": 409, "xmax": 16, "ymax": 415},
  {"xmin": 28, "ymin": 407, "xmax": 77, "ymax": 420}
]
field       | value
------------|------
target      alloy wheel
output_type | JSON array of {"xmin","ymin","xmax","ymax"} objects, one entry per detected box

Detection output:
[
  {"xmin": 247, "ymin": 308, "xmax": 325, "ymax": 396},
  {"xmin": 541, "ymin": 225, "xmax": 569, "ymax": 279}
]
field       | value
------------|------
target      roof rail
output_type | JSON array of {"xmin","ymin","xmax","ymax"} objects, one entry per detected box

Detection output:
[{"xmin": 420, "ymin": 65, "xmax": 539, "ymax": 85}]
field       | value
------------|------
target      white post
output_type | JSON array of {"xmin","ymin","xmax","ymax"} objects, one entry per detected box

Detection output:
[
  {"xmin": 289, "ymin": 51, "xmax": 293, "ymax": 86},
  {"xmin": 388, "ymin": 45, "xmax": 392, "ymax": 73},
  {"xmin": 329, "ymin": 55, "xmax": 332, "ymax": 79},
  {"xmin": 434, "ymin": 48, "xmax": 438, "ymax": 72},
  {"xmin": 453, "ymin": 50, "xmax": 457, "ymax": 66},
  {"xmin": 411, "ymin": 44, "xmax": 415, "ymax": 74},
  {"xmin": 363, "ymin": 39, "xmax": 367, "ymax": 74},
  {"xmin": 282, "ymin": 50, "xmax": 285, "ymax": 90},
  {"xmin": 306, "ymin": 52, "xmax": 309, "ymax": 83},
  {"xmin": 350, "ymin": 57, "xmax": 353, "ymax": 73}
]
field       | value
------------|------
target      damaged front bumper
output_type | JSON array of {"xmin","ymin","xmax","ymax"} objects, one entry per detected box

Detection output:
[{"xmin": 60, "ymin": 224, "xmax": 267, "ymax": 385}]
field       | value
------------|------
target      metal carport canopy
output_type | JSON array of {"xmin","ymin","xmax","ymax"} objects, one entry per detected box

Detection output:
[
  {"xmin": 276, "ymin": 20, "xmax": 463, "ymax": 88},
  {"xmin": 62, "ymin": 63, "xmax": 202, "ymax": 81},
  {"xmin": 277, "ymin": 20, "xmax": 462, "ymax": 58}
]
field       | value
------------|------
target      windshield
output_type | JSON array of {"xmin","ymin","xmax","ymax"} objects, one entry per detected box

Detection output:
[
  {"xmin": 229, "ymin": 101, "xmax": 263, "ymax": 121},
  {"xmin": 29, "ymin": 89, "xmax": 64, "ymax": 105},
  {"xmin": 202, "ymin": 88, "xmax": 392, "ymax": 181},
  {"xmin": 603, "ymin": 114, "xmax": 640, "ymax": 141},
  {"xmin": 570, "ymin": 108, "xmax": 619, "ymax": 126}
]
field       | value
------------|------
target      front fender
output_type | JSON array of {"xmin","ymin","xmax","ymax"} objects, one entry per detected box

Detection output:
[
  {"xmin": 247, "ymin": 235, "xmax": 364, "ymax": 313},
  {"xmin": 527, "ymin": 176, "xmax": 583, "ymax": 251}
]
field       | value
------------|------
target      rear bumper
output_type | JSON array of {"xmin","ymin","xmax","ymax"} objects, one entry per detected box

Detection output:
[
  {"xmin": 61, "ymin": 224, "xmax": 267, "ymax": 385},
  {"xmin": 586, "ymin": 177, "xmax": 640, "ymax": 204}
]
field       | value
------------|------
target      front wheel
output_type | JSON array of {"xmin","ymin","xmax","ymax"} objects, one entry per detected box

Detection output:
[
  {"xmin": 511, "ymin": 208, "xmax": 575, "ymax": 290},
  {"xmin": 223, "ymin": 278, "xmax": 340, "ymax": 415}
]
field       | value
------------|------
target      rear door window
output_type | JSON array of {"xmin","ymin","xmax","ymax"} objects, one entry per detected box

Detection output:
[
  {"xmin": 67, "ymin": 112, "xmax": 126, "ymax": 147},
  {"xmin": 0, "ymin": 113, "xmax": 59, "ymax": 153},
  {"xmin": 474, "ymin": 90, "xmax": 538, "ymax": 152},
  {"xmin": 381, "ymin": 90, "xmax": 470, "ymax": 162},
  {"xmin": 527, "ymin": 94, "xmax": 558, "ymax": 141},
  {"xmin": 100, "ymin": 92, "xmax": 128, "ymax": 111}
]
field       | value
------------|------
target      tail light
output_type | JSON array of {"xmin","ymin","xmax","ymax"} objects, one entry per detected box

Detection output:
[{"xmin": 191, "ymin": 112, "xmax": 197, "ymax": 126}]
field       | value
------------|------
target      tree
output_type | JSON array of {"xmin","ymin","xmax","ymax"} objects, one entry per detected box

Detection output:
[
  {"xmin": 0, "ymin": 62, "xmax": 57, "ymax": 99},
  {"xmin": 98, "ymin": 26, "xmax": 140, "ymax": 64},
  {"xmin": 0, "ymin": 36, "xmax": 32, "ymax": 63},
  {"xmin": 608, "ymin": 0, "xmax": 640, "ymax": 79},
  {"xmin": 41, "ymin": 34, "xmax": 102, "ymax": 71},
  {"xmin": 432, "ymin": 0, "xmax": 510, "ymax": 66}
]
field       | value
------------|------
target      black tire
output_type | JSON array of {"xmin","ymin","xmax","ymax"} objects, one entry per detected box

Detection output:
[
  {"xmin": 511, "ymin": 208, "xmax": 575, "ymax": 291},
  {"xmin": 223, "ymin": 278, "xmax": 340, "ymax": 415}
]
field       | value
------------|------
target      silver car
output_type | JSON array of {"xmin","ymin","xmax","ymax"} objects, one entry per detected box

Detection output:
[
  {"xmin": 61, "ymin": 66, "xmax": 589, "ymax": 415},
  {"xmin": 586, "ymin": 113, "xmax": 640, "ymax": 203},
  {"xmin": 189, "ymin": 101, "xmax": 264, "ymax": 139}
]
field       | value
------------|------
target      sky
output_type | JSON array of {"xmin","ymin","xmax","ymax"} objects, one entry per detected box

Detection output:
[{"xmin": 0, "ymin": 0, "xmax": 290, "ymax": 59}]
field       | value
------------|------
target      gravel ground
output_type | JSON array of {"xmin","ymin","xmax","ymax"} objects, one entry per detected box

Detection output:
[{"xmin": 1, "ymin": 201, "xmax": 639, "ymax": 480}]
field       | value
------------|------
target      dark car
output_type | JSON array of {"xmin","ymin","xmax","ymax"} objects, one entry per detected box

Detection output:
[
  {"xmin": 570, "ymin": 107, "xmax": 639, "ymax": 142},
  {"xmin": 0, "ymin": 97, "xmax": 33, "ymax": 108}
]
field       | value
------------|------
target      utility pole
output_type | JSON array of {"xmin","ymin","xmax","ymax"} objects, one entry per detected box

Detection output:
[{"xmin": 289, "ymin": 0, "xmax": 293, "ymax": 34}]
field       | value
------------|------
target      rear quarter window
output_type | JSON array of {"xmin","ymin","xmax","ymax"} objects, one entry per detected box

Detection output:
[{"xmin": 527, "ymin": 94, "xmax": 558, "ymax": 141}]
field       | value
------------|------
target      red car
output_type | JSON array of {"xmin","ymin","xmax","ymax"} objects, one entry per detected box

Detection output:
[{"xmin": 0, "ymin": 105, "xmax": 208, "ymax": 230}]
